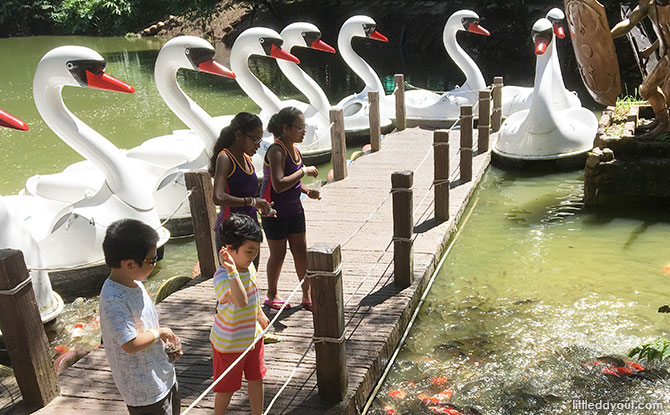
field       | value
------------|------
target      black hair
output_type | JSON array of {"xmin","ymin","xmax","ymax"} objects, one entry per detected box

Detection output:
[
  {"xmin": 209, "ymin": 112, "xmax": 263, "ymax": 175},
  {"xmin": 102, "ymin": 218, "xmax": 159, "ymax": 268},
  {"xmin": 218, "ymin": 213, "xmax": 263, "ymax": 250},
  {"xmin": 267, "ymin": 106, "xmax": 303, "ymax": 137}
]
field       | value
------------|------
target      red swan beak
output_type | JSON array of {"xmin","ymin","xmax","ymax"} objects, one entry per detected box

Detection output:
[
  {"xmin": 198, "ymin": 60, "xmax": 236, "ymax": 78},
  {"xmin": 270, "ymin": 44, "xmax": 301, "ymax": 63},
  {"xmin": 310, "ymin": 39, "xmax": 336, "ymax": 53},
  {"xmin": 535, "ymin": 37, "xmax": 549, "ymax": 55},
  {"xmin": 85, "ymin": 70, "xmax": 135, "ymax": 93},
  {"xmin": 0, "ymin": 109, "xmax": 29, "ymax": 131},
  {"xmin": 553, "ymin": 24, "xmax": 566, "ymax": 39},
  {"xmin": 369, "ymin": 30, "xmax": 389, "ymax": 42},
  {"xmin": 468, "ymin": 23, "xmax": 491, "ymax": 36}
]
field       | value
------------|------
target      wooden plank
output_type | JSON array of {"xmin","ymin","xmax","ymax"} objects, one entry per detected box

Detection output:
[
  {"xmin": 368, "ymin": 91, "xmax": 381, "ymax": 152},
  {"xmin": 394, "ymin": 74, "xmax": 406, "ymax": 131},
  {"xmin": 330, "ymin": 109, "xmax": 347, "ymax": 181},
  {"xmin": 184, "ymin": 170, "xmax": 218, "ymax": 280}
]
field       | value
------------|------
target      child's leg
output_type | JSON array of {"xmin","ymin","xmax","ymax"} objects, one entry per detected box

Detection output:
[
  {"xmin": 215, "ymin": 392, "xmax": 234, "ymax": 415},
  {"xmin": 266, "ymin": 238, "xmax": 287, "ymax": 301},
  {"xmin": 247, "ymin": 380, "xmax": 264, "ymax": 415},
  {"xmin": 287, "ymin": 232, "xmax": 310, "ymax": 303}
]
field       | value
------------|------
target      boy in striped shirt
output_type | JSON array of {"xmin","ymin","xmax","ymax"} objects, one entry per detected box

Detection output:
[{"xmin": 211, "ymin": 214, "xmax": 269, "ymax": 415}]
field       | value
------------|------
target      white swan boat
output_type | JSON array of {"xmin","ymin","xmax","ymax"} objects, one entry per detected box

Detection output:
[
  {"xmin": 0, "ymin": 110, "xmax": 63, "ymax": 327},
  {"xmin": 401, "ymin": 10, "xmax": 490, "ymax": 127},
  {"xmin": 212, "ymin": 27, "xmax": 335, "ymax": 165},
  {"xmin": 335, "ymin": 15, "xmax": 394, "ymax": 138},
  {"xmin": 23, "ymin": 37, "xmax": 236, "ymax": 237},
  {"xmin": 493, "ymin": 18, "xmax": 597, "ymax": 168},
  {"xmin": 4, "ymin": 46, "xmax": 170, "ymax": 297},
  {"xmin": 501, "ymin": 8, "xmax": 581, "ymax": 117}
]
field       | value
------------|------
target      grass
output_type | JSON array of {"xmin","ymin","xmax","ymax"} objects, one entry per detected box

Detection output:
[{"xmin": 612, "ymin": 94, "xmax": 648, "ymax": 122}]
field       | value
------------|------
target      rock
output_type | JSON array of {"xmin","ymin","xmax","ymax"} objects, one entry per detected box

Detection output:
[
  {"xmin": 586, "ymin": 151, "xmax": 602, "ymax": 169},
  {"xmin": 601, "ymin": 148, "xmax": 615, "ymax": 162}
]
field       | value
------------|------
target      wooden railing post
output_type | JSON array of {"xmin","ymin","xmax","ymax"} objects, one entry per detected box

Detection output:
[
  {"xmin": 394, "ymin": 74, "xmax": 406, "ymax": 131},
  {"xmin": 478, "ymin": 89, "xmax": 491, "ymax": 153},
  {"xmin": 368, "ymin": 91, "xmax": 381, "ymax": 152},
  {"xmin": 434, "ymin": 130, "xmax": 450, "ymax": 221},
  {"xmin": 460, "ymin": 105, "xmax": 473, "ymax": 182},
  {"xmin": 392, "ymin": 171, "xmax": 413, "ymax": 288},
  {"xmin": 330, "ymin": 109, "xmax": 347, "ymax": 181},
  {"xmin": 185, "ymin": 170, "xmax": 218, "ymax": 279},
  {"xmin": 492, "ymin": 76, "xmax": 503, "ymax": 132},
  {"xmin": 308, "ymin": 243, "xmax": 347, "ymax": 402},
  {"xmin": 0, "ymin": 249, "xmax": 59, "ymax": 409}
]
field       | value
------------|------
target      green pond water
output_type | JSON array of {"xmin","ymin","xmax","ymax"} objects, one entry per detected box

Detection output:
[{"xmin": 370, "ymin": 169, "xmax": 670, "ymax": 415}]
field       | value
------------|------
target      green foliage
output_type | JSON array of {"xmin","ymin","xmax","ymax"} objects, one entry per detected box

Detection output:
[
  {"xmin": 0, "ymin": 0, "xmax": 55, "ymax": 36},
  {"xmin": 51, "ymin": 0, "xmax": 134, "ymax": 34},
  {"xmin": 629, "ymin": 338, "xmax": 670, "ymax": 362},
  {"xmin": 613, "ymin": 93, "xmax": 648, "ymax": 122}
]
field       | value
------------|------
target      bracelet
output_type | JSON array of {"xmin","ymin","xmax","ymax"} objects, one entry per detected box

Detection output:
[
  {"xmin": 244, "ymin": 197, "xmax": 250, "ymax": 207},
  {"xmin": 227, "ymin": 270, "xmax": 240, "ymax": 280},
  {"xmin": 250, "ymin": 197, "xmax": 257, "ymax": 207},
  {"xmin": 148, "ymin": 328, "xmax": 160, "ymax": 343},
  {"xmin": 301, "ymin": 166, "xmax": 308, "ymax": 176}
]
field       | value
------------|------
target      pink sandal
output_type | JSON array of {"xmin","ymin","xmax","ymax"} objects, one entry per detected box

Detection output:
[
  {"xmin": 301, "ymin": 301, "xmax": 313, "ymax": 312},
  {"xmin": 264, "ymin": 298, "xmax": 291, "ymax": 310}
]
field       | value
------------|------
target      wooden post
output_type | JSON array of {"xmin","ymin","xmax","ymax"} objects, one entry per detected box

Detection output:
[
  {"xmin": 368, "ymin": 91, "xmax": 381, "ymax": 152},
  {"xmin": 394, "ymin": 74, "xmax": 406, "ymax": 131},
  {"xmin": 330, "ymin": 109, "xmax": 347, "ymax": 181},
  {"xmin": 433, "ymin": 130, "xmax": 450, "ymax": 221},
  {"xmin": 492, "ymin": 76, "xmax": 503, "ymax": 132},
  {"xmin": 185, "ymin": 170, "xmax": 218, "ymax": 280},
  {"xmin": 392, "ymin": 171, "xmax": 413, "ymax": 288},
  {"xmin": 0, "ymin": 249, "xmax": 59, "ymax": 409},
  {"xmin": 308, "ymin": 243, "xmax": 347, "ymax": 402},
  {"xmin": 478, "ymin": 89, "xmax": 491, "ymax": 153},
  {"xmin": 460, "ymin": 105, "xmax": 473, "ymax": 182}
]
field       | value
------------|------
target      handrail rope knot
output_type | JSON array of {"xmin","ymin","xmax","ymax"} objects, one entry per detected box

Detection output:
[
  {"xmin": 313, "ymin": 330, "xmax": 346, "ymax": 344},
  {"xmin": 305, "ymin": 263, "xmax": 343, "ymax": 279},
  {"xmin": 0, "ymin": 276, "xmax": 32, "ymax": 296}
]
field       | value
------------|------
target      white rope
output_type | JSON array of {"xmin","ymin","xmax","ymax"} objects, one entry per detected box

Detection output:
[
  {"xmin": 313, "ymin": 330, "xmax": 346, "ymax": 344},
  {"xmin": 305, "ymin": 263, "xmax": 343, "ymax": 279},
  {"xmin": 182, "ymin": 274, "xmax": 307, "ymax": 414},
  {"xmin": 159, "ymin": 189, "xmax": 192, "ymax": 227},
  {"xmin": 0, "ymin": 276, "xmax": 32, "ymax": 296},
  {"xmin": 262, "ymin": 339, "xmax": 315, "ymax": 415}
]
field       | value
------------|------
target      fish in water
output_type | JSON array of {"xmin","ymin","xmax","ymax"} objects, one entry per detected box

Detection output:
[
  {"xmin": 54, "ymin": 349, "xmax": 89, "ymax": 375},
  {"xmin": 427, "ymin": 404, "xmax": 482, "ymax": 415},
  {"xmin": 582, "ymin": 356, "xmax": 645, "ymax": 378}
]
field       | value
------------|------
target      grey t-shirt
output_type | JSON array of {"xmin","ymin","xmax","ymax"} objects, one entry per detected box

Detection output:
[{"xmin": 99, "ymin": 278, "xmax": 175, "ymax": 407}]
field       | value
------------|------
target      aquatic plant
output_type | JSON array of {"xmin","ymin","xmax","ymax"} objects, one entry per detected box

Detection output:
[{"xmin": 628, "ymin": 338, "xmax": 670, "ymax": 362}]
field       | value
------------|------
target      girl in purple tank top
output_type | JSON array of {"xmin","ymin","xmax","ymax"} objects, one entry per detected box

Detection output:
[
  {"xmin": 210, "ymin": 113, "xmax": 273, "ymax": 266},
  {"xmin": 261, "ymin": 107, "xmax": 320, "ymax": 311}
]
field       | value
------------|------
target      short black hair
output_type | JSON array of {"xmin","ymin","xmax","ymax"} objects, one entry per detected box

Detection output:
[
  {"xmin": 103, "ymin": 219, "xmax": 160, "ymax": 268},
  {"xmin": 267, "ymin": 106, "xmax": 303, "ymax": 137},
  {"xmin": 218, "ymin": 213, "xmax": 263, "ymax": 250}
]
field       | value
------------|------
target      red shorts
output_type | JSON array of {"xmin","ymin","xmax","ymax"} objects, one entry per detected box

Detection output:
[{"xmin": 212, "ymin": 340, "xmax": 266, "ymax": 393}]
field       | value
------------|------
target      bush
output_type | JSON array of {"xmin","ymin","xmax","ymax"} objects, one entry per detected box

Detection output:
[
  {"xmin": 51, "ymin": 0, "xmax": 133, "ymax": 34},
  {"xmin": 0, "ymin": 0, "xmax": 56, "ymax": 37}
]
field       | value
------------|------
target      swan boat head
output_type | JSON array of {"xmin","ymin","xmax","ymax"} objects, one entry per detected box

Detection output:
[
  {"xmin": 337, "ymin": 15, "xmax": 388, "ymax": 95},
  {"xmin": 281, "ymin": 22, "xmax": 336, "ymax": 53},
  {"xmin": 154, "ymin": 36, "xmax": 236, "ymax": 150},
  {"xmin": 443, "ymin": 10, "xmax": 489, "ymax": 93},
  {"xmin": 231, "ymin": 27, "xmax": 301, "ymax": 114},
  {"xmin": 546, "ymin": 8, "xmax": 566, "ymax": 39},
  {"xmin": 533, "ymin": 18, "xmax": 554, "ymax": 56},
  {"xmin": 0, "ymin": 108, "xmax": 29, "ymax": 131}
]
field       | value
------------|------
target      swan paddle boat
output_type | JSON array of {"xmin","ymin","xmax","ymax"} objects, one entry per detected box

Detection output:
[
  {"xmin": 501, "ymin": 8, "xmax": 581, "ymax": 117},
  {"xmin": 493, "ymin": 18, "xmax": 597, "ymax": 168},
  {"xmin": 4, "ymin": 46, "xmax": 170, "ymax": 297},
  {"xmin": 23, "ymin": 37, "xmax": 236, "ymax": 237},
  {"xmin": 335, "ymin": 15, "xmax": 394, "ymax": 138},
  {"xmin": 401, "ymin": 10, "xmax": 490, "ymax": 127},
  {"xmin": 0, "ymin": 110, "xmax": 64, "ymax": 328},
  {"xmin": 213, "ymin": 27, "xmax": 335, "ymax": 165}
]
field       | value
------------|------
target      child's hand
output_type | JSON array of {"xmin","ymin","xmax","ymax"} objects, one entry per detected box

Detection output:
[
  {"xmin": 219, "ymin": 246, "xmax": 237, "ymax": 274},
  {"xmin": 258, "ymin": 310, "xmax": 270, "ymax": 329},
  {"xmin": 305, "ymin": 166, "xmax": 319, "ymax": 177},
  {"xmin": 307, "ymin": 189, "xmax": 321, "ymax": 200},
  {"xmin": 158, "ymin": 327, "xmax": 179, "ymax": 343}
]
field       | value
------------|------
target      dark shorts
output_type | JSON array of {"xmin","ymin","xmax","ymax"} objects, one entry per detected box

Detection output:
[
  {"xmin": 262, "ymin": 212, "xmax": 306, "ymax": 240},
  {"xmin": 127, "ymin": 381, "xmax": 180, "ymax": 415}
]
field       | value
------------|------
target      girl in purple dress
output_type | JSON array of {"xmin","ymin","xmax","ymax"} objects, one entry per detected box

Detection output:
[
  {"xmin": 261, "ymin": 107, "xmax": 320, "ymax": 311},
  {"xmin": 210, "ymin": 112, "xmax": 273, "ymax": 268}
]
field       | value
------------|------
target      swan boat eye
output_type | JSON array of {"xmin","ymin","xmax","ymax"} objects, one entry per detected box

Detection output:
[
  {"xmin": 302, "ymin": 31, "xmax": 321, "ymax": 46},
  {"xmin": 259, "ymin": 37, "xmax": 283, "ymax": 56},
  {"xmin": 461, "ymin": 17, "xmax": 480, "ymax": 31},
  {"xmin": 66, "ymin": 59, "xmax": 106, "ymax": 87},
  {"xmin": 185, "ymin": 47, "xmax": 215, "ymax": 68},
  {"xmin": 362, "ymin": 23, "xmax": 376, "ymax": 37}
]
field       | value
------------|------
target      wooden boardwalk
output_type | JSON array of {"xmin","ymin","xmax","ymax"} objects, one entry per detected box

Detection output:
[{"xmin": 5, "ymin": 126, "xmax": 494, "ymax": 414}]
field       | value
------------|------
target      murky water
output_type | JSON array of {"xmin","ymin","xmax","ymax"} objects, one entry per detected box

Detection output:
[{"xmin": 370, "ymin": 168, "xmax": 670, "ymax": 415}]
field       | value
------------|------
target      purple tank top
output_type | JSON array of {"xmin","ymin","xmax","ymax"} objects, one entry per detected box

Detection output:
[
  {"xmin": 214, "ymin": 149, "xmax": 258, "ymax": 232},
  {"xmin": 261, "ymin": 140, "xmax": 304, "ymax": 219}
]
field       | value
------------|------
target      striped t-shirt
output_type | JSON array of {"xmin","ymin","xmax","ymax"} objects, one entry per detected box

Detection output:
[{"xmin": 210, "ymin": 264, "xmax": 262, "ymax": 353}]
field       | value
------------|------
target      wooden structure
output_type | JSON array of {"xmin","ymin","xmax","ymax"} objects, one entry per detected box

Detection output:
[
  {"xmin": 18, "ymin": 125, "xmax": 495, "ymax": 415},
  {"xmin": 433, "ymin": 130, "xmax": 450, "ymax": 221},
  {"xmin": 492, "ymin": 76, "xmax": 503, "ymax": 132},
  {"xmin": 330, "ymin": 109, "xmax": 347, "ymax": 181},
  {"xmin": 368, "ymin": 91, "xmax": 381, "ymax": 152},
  {"xmin": 394, "ymin": 74, "xmax": 406, "ymax": 131},
  {"xmin": 184, "ymin": 170, "xmax": 218, "ymax": 280},
  {"xmin": 391, "ymin": 171, "xmax": 414, "ymax": 288},
  {"xmin": 460, "ymin": 105, "xmax": 473, "ymax": 182}
]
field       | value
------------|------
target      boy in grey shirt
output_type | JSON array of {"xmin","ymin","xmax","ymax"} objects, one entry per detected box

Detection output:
[{"xmin": 100, "ymin": 219, "xmax": 182, "ymax": 414}]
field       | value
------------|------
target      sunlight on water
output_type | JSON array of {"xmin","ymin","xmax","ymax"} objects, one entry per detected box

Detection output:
[{"xmin": 371, "ymin": 168, "xmax": 670, "ymax": 415}]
